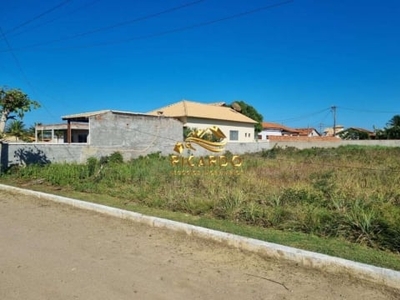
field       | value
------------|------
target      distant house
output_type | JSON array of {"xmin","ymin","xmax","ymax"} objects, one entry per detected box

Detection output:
[
  {"xmin": 337, "ymin": 127, "xmax": 375, "ymax": 140},
  {"xmin": 258, "ymin": 122, "xmax": 300, "ymax": 140},
  {"xmin": 295, "ymin": 128, "xmax": 321, "ymax": 137},
  {"xmin": 323, "ymin": 125, "xmax": 344, "ymax": 137},
  {"xmin": 148, "ymin": 100, "xmax": 258, "ymax": 142}
]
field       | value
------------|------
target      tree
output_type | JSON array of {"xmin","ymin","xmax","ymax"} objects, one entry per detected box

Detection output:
[
  {"xmin": 23, "ymin": 122, "xmax": 42, "ymax": 142},
  {"xmin": 377, "ymin": 115, "xmax": 400, "ymax": 140},
  {"xmin": 0, "ymin": 87, "xmax": 40, "ymax": 134},
  {"xmin": 385, "ymin": 127, "xmax": 400, "ymax": 139},
  {"xmin": 386, "ymin": 115, "xmax": 400, "ymax": 139},
  {"xmin": 337, "ymin": 128, "xmax": 370, "ymax": 140},
  {"xmin": 229, "ymin": 101, "xmax": 263, "ymax": 133},
  {"xmin": 6, "ymin": 120, "xmax": 26, "ymax": 141},
  {"xmin": 387, "ymin": 115, "xmax": 400, "ymax": 128}
]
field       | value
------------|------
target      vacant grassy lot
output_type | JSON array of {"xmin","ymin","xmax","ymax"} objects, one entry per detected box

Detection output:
[{"xmin": 2, "ymin": 145, "xmax": 400, "ymax": 270}]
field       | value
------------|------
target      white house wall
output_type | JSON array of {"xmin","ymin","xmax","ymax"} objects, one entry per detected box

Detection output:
[
  {"xmin": 258, "ymin": 129, "xmax": 282, "ymax": 140},
  {"xmin": 309, "ymin": 130, "xmax": 320, "ymax": 137},
  {"xmin": 185, "ymin": 117, "xmax": 255, "ymax": 143}
]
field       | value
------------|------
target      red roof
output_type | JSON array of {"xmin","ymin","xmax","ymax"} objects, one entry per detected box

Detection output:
[
  {"xmin": 295, "ymin": 128, "xmax": 320, "ymax": 136},
  {"xmin": 262, "ymin": 122, "xmax": 299, "ymax": 134}
]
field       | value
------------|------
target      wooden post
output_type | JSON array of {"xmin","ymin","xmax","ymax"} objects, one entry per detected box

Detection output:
[{"xmin": 67, "ymin": 120, "xmax": 71, "ymax": 143}]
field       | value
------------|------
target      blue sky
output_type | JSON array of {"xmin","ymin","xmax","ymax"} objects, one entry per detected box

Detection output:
[{"xmin": 1, "ymin": 0, "xmax": 399, "ymax": 131}]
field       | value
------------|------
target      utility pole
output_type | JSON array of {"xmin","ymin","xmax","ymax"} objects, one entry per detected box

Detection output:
[{"xmin": 331, "ymin": 106, "xmax": 337, "ymax": 136}]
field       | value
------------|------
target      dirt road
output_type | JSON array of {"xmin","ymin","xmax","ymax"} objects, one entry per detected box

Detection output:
[{"xmin": 0, "ymin": 190, "xmax": 399, "ymax": 300}]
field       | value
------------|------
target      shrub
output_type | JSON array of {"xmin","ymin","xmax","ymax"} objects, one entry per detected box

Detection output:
[
  {"xmin": 108, "ymin": 152, "xmax": 124, "ymax": 164},
  {"xmin": 86, "ymin": 157, "xmax": 98, "ymax": 177}
]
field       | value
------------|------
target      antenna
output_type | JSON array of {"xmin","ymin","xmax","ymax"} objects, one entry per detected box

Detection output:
[{"xmin": 231, "ymin": 102, "xmax": 242, "ymax": 112}]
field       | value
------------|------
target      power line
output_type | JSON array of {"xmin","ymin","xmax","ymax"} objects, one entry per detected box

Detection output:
[
  {"xmin": 0, "ymin": 27, "xmax": 31, "ymax": 87},
  {"xmin": 0, "ymin": 26, "xmax": 59, "ymax": 124},
  {"xmin": 271, "ymin": 107, "xmax": 331, "ymax": 123},
  {"xmin": 1, "ymin": 0, "xmax": 73, "ymax": 37},
  {"xmin": 338, "ymin": 106, "xmax": 399, "ymax": 114},
  {"xmin": 75, "ymin": 0, "xmax": 294, "ymax": 50},
  {"xmin": 6, "ymin": 0, "xmax": 103, "ymax": 39},
  {"xmin": 2, "ymin": 0, "xmax": 293, "ymax": 52},
  {"xmin": 317, "ymin": 109, "xmax": 334, "ymax": 133},
  {"xmin": 57, "ymin": 0, "xmax": 206, "ymax": 40},
  {"xmin": 1, "ymin": 0, "xmax": 207, "ymax": 52}
]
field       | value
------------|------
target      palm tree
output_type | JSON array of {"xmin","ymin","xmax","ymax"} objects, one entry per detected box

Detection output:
[
  {"xmin": 25, "ymin": 122, "xmax": 42, "ymax": 141},
  {"xmin": 385, "ymin": 115, "xmax": 400, "ymax": 139},
  {"xmin": 387, "ymin": 115, "xmax": 400, "ymax": 127},
  {"xmin": 6, "ymin": 120, "xmax": 26, "ymax": 141}
]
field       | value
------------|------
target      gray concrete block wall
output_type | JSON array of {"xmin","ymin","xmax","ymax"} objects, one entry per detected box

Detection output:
[{"xmin": 89, "ymin": 112, "xmax": 182, "ymax": 150}]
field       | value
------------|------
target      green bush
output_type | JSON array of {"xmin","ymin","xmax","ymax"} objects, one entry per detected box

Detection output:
[
  {"xmin": 86, "ymin": 157, "xmax": 98, "ymax": 177},
  {"xmin": 108, "ymin": 152, "xmax": 124, "ymax": 164}
]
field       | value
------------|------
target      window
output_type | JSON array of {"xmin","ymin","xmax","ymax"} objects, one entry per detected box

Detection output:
[
  {"xmin": 78, "ymin": 134, "xmax": 88, "ymax": 143},
  {"xmin": 229, "ymin": 130, "xmax": 239, "ymax": 141}
]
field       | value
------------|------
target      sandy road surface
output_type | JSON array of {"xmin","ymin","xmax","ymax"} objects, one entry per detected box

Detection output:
[{"xmin": 0, "ymin": 190, "xmax": 399, "ymax": 300}]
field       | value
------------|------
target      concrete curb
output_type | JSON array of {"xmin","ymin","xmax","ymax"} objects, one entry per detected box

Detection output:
[{"xmin": 2, "ymin": 183, "xmax": 400, "ymax": 290}]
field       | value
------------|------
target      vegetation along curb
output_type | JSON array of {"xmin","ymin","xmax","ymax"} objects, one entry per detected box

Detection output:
[{"xmin": 2, "ymin": 183, "xmax": 400, "ymax": 290}]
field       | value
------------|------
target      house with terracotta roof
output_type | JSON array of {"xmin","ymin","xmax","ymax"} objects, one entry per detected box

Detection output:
[
  {"xmin": 295, "ymin": 127, "xmax": 321, "ymax": 137},
  {"xmin": 148, "ymin": 100, "xmax": 258, "ymax": 143},
  {"xmin": 258, "ymin": 122, "xmax": 300, "ymax": 140},
  {"xmin": 258, "ymin": 122, "xmax": 322, "ymax": 140}
]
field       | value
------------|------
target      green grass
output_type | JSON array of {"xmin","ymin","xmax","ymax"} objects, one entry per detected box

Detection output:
[{"xmin": 1, "ymin": 146, "xmax": 400, "ymax": 271}]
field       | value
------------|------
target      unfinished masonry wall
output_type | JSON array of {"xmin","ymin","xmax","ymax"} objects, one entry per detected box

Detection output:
[{"xmin": 88, "ymin": 113, "xmax": 182, "ymax": 153}]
